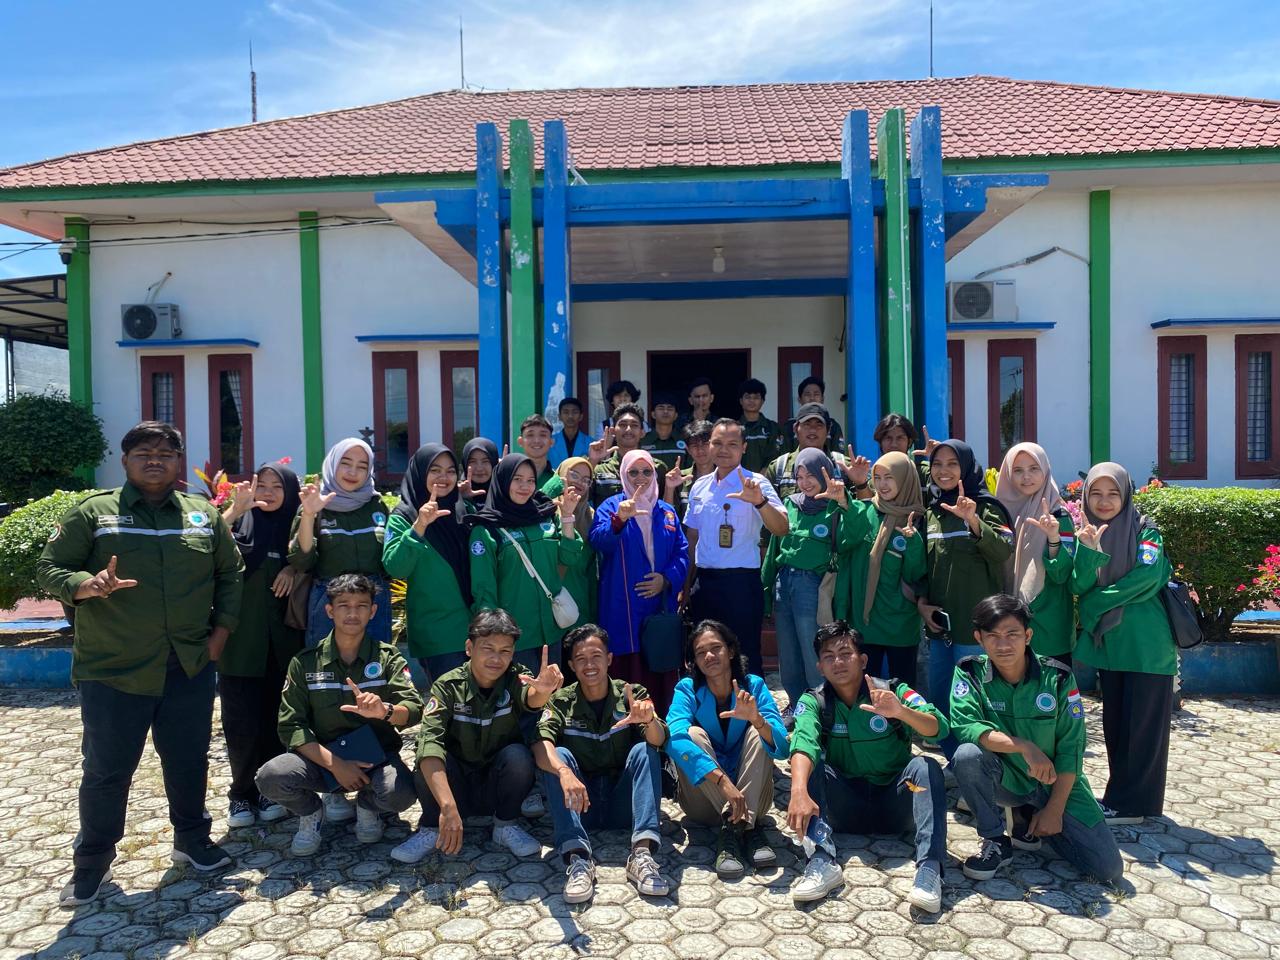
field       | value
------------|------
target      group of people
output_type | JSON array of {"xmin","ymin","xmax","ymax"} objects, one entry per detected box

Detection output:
[{"xmin": 37, "ymin": 371, "xmax": 1177, "ymax": 913}]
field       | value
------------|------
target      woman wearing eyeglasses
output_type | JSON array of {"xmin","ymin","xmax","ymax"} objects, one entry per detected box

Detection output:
[{"xmin": 589, "ymin": 449, "xmax": 689, "ymax": 712}]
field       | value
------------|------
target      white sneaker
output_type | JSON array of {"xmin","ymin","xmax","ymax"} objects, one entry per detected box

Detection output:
[
  {"xmin": 257, "ymin": 798, "xmax": 288, "ymax": 823},
  {"xmin": 792, "ymin": 853, "xmax": 843, "ymax": 903},
  {"xmin": 563, "ymin": 855, "xmax": 596, "ymax": 904},
  {"xmin": 355, "ymin": 805, "xmax": 384, "ymax": 843},
  {"xmin": 324, "ymin": 793, "xmax": 356, "ymax": 823},
  {"xmin": 390, "ymin": 828, "xmax": 438, "ymax": 864},
  {"xmin": 291, "ymin": 808, "xmax": 324, "ymax": 857},
  {"xmin": 226, "ymin": 799, "xmax": 256, "ymax": 828},
  {"xmin": 1098, "ymin": 803, "xmax": 1143, "ymax": 826},
  {"xmin": 520, "ymin": 791, "xmax": 546, "ymax": 819},
  {"xmin": 493, "ymin": 821, "xmax": 541, "ymax": 857},
  {"xmin": 908, "ymin": 861, "xmax": 943, "ymax": 913}
]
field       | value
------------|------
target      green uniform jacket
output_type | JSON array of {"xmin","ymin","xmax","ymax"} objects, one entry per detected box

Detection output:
[
  {"xmin": 763, "ymin": 449, "xmax": 850, "ymax": 501},
  {"xmin": 469, "ymin": 521, "xmax": 587, "ymax": 650},
  {"xmin": 640, "ymin": 429, "xmax": 685, "ymax": 470},
  {"xmin": 834, "ymin": 500, "xmax": 926, "ymax": 647},
  {"xmin": 1026, "ymin": 511, "xmax": 1077, "ymax": 659},
  {"xmin": 590, "ymin": 452, "xmax": 667, "ymax": 509},
  {"xmin": 416, "ymin": 660, "xmax": 535, "ymax": 768},
  {"xmin": 738, "ymin": 415, "xmax": 784, "ymax": 474},
  {"xmin": 949, "ymin": 652, "xmax": 1101, "ymax": 826},
  {"xmin": 537, "ymin": 474, "xmax": 599, "ymax": 627},
  {"xmin": 761, "ymin": 499, "xmax": 841, "ymax": 615},
  {"xmin": 922, "ymin": 501, "xmax": 1014, "ymax": 639},
  {"xmin": 536, "ymin": 678, "xmax": 669, "ymax": 778},
  {"xmin": 382, "ymin": 513, "xmax": 471, "ymax": 659},
  {"xmin": 219, "ymin": 552, "xmax": 302, "ymax": 677},
  {"xmin": 790, "ymin": 677, "xmax": 948, "ymax": 785},
  {"xmin": 37, "ymin": 484, "xmax": 244, "ymax": 696},
  {"xmin": 1072, "ymin": 527, "xmax": 1175, "ymax": 675},
  {"xmin": 287, "ymin": 497, "xmax": 389, "ymax": 579},
  {"xmin": 277, "ymin": 631, "xmax": 423, "ymax": 754}
]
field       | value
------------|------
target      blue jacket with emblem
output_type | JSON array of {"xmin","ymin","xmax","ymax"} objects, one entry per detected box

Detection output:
[{"xmin": 666, "ymin": 673, "xmax": 788, "ymax": 785}]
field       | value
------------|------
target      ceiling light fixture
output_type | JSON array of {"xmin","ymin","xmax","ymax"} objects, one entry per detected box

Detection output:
[{"xmin": 711, "ymin": 246, "xmax": 726, "ymax": 274}]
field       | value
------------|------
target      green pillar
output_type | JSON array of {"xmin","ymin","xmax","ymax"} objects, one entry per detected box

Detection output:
[
  {"xmin": 65, "ymin": 217, "xmax": 94, "ymax": 484},
  {"xmin": 1088, "ymin": 190, "xmax": 1111, "ymax": 463},
  {"xmin": 508, "ymin": 119, "xmax": 538, "ymax": 432},
  {"xmin": 877, "ymin": 108, "xmax": 913, "ymax": 417},
  {"xmin": 299, "ymin": 211, "xmax": 325, "ymax": 473}
]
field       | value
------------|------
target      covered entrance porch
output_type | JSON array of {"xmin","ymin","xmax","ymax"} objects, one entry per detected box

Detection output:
[{"xmin": 376, "ymin": 108, "xmax": 1046, "ymax": 452}]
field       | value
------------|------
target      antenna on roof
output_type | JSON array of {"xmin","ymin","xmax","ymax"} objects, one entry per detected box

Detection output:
[
  {"xmin": 250, "ymin": 41, "xmax": 259, "ymax": 122},
  {"xmin": 928, "ymin": 1, "xmax": 935, "ymax": 78},
  {"xmin": 459, "ymin": 17, "xmax": 466, "ymax": 90}
]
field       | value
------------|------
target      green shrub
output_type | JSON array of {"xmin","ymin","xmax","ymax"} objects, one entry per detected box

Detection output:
[
  {"xmin": 1135, "ymin": 485, "xmax": 1280, "ymax": 642},
  {"xmin": 0, "ymin": 489, "xmax": 96, "ymax": 610},
  {"xmin": 0, "ymin": 393, "xmax": 108, "ymax": 504}
]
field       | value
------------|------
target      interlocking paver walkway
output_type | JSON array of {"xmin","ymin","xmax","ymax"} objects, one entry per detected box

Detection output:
[{"xmin": 0, "ymin": 688, "xmax": 1277, "ymax": 960}]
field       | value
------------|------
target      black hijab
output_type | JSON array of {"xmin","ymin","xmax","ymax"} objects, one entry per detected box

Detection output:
[
  {"xmin": 928, "ymin": 439, "xmax": 1011, "ymax": 523},
  {"xmin": 232, "ymin": 461, "xmax": 301, "ymax": 578},
  {"xmin": 394, "ymin": 443, "xmax": 471, "ymax": 603},
  {"xmin": 461, "ymin": 436, "xmax": 500, "ymax": 500},
  {"xmin": 464, "ymin": 453, "xmax": 559, "ymax": 529}
]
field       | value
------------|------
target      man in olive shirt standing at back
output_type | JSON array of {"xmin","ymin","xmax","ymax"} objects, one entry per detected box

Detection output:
[{"xmin": 38, "ymin": 421, "xmax": 245, "ymax": 907}]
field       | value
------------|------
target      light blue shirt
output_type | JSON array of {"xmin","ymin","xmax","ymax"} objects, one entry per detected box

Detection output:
[{"xmin": 683, "ymin": 468, "xmax": 783, "ymax": 570}]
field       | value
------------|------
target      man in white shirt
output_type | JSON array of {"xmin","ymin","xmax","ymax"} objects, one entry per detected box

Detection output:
[{"xmin": 681, "ymin": 419, "xmax": 789, "ymax": 675}]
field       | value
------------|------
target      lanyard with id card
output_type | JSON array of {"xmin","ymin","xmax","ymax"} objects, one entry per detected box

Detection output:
[{"xmin": 718, "ymin": 502, "xmax": 734, "ymax": 548}]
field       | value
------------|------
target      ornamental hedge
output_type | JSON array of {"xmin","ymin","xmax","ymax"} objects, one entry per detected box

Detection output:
[
  {"xmin": 0, "ymin": 393, "xmax": 107, "ymax": 505},
  {"xmin": 1135, "ymin": 485, "xmax": 1280, "ymax": 643},
  {"xmin": 0, "ymin": 489, "xmax": 94, "ymax": 611}
]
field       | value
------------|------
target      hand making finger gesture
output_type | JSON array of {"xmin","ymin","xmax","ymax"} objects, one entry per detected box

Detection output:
[
  {"xmin": 74, "ymin": 554, "xmax": 140, "ymax": 601},
  {"xmin": 1025, "ymin": 497, "xmax": 1061, "ymax": 540},
  {"xmin": 896, "ymin": 511, "xmax": 918, "ymax": 539},
  {"xmin": 609, "ymin": 683, "xmax": 656, "ymax": 731},
  {"xmin": 912, "ymin": 425, "xmax": 940, "ymax": 459},
  {"xmin": 857, "ymin": 675, "xmax": 906, "ymax": 721},
  {"xmin": 457, "ymin": 465, "xmax": 476, "ymax": 500},
  {"xmin": 615, "ymin": 497, "xmax": 650, "ymax": 522},
  {"xmin": 224, "ymin": 474, "xmax": 269, "ymax": 523},
  {"xmin": 814, "ymin": 467, "xmax": 848, "ymax": 507},
  {"xmin": 664, "ymin": 456, "xmax": 685, "ymax": 495},
  {"xmin": 414, "ymin": 492, "xmax": 448, "ymax": 533},
  {"xmin": 939, "ymin": 494, "xmax": 980, "ymax": 531},
  {"xmin": 338, "ymin": 677, "xmax": 389, "ymax": 719},
  {"xmin": 300, "ymin": 482, "xmax": 336, "ymax": 515},
  {"xmin": 588, "ymin": 427, "xmax": 616, "ymax": 466},
  {"xmin": 558, "ymin": 484, "xmax": 582, "ymax": 519},
  {"xmin": 717, "ymin": 679, "xmax": 763, "ymax": 725},
  {"xmin": 726, "ymin": 467, "xmax": 765, "ymax": 506},
  {"xmin": 841, "ymin": 447, "xmax": 872, "ymax": 486},
  {"xmin": 1076, "ymin": 521, "xmax": 1109, "ymax": 551},
  {"xmin": 520, "ymin": 645, "xmax": 564, "ymax": 701}
]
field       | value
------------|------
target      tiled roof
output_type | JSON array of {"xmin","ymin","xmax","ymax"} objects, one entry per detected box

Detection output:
[{"xmin": 5, "ymin": 75, "xmax": 1280, "ymax": 191}]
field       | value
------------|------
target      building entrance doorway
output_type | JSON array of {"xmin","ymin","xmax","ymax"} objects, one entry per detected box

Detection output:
[{"xmin": 646, "ymin": 348, "xmax": 751, "ymax": 423}]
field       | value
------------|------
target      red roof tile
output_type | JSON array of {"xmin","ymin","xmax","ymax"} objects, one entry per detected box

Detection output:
[{"xmin": 4, "ymin": 75, "xmax": 1280, "ymax": 191}]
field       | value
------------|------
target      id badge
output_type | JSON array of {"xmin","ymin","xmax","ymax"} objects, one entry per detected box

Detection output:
[{"xmin": 718, "ymin": 523, "xmax": 734, "ymax": 548}]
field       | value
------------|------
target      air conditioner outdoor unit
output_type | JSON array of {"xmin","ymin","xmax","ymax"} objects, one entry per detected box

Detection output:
[
  {"xmin": 947, "ymin": 280, "xmax": 1017, "ymax": 323},
  {"xmin": 121, "ymin": 303, "xmax": 181, "ymax": 340}
]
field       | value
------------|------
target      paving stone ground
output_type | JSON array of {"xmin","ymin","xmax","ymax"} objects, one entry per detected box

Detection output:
[{"xmin": 0, "ymin": 687, "xmax": 1278, "ymax": 960}]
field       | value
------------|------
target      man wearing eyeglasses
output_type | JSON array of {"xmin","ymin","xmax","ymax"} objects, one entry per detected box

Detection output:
[{"xmin": 38, "ymin": 421, "xmax": 245, "ymax": 906}]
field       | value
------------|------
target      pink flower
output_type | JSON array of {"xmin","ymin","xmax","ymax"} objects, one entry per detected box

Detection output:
[
  {"xmin": 1237, "ymin": 584, "xmax": 1247, "ymax": 593},
  {"xmin": 278, "ymin": 456, "xmax": 293, "ymax": 465}
]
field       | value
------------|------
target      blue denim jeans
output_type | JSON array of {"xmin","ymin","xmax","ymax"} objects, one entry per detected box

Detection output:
[
  {"xmin": 803, "ymin": 754, "xmax": 947, "ymax": 865},
  {"xmin": 774, "ymin": 566, "xmax": 824, "ymax": 706},
  {"xmin": 950, "ymin": 743, "xmax": 1123, "ymax": 884},
  {"xmin": 542, "ymin": 741, "xmax": 662, "ymax": 861},
  {"xmin": 926, "ymin": 637, "xmax": 984, "ymax": 760},
  {"xmin": 305, "ymin": 575, "xmax": 394, "ymax": 647}
]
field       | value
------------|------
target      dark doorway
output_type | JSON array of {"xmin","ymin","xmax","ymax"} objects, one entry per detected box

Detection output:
[{"xmin": 647, "ymin": 349, "xmax": 752, "ymax": 422}]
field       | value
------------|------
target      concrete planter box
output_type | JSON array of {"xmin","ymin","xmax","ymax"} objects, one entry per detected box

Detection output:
[
  {"xmin": 1072, "ymin": 639, "xmax": 1280, "ymax": 697},
  {"xmin": 0, "ymin": 646, "xmax": 73, "ymax": 688}
]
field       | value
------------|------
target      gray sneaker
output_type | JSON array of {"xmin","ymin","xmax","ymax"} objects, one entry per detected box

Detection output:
[
  {"xmin": 563, "ymin": 855, "xmax": 596, "ymax": 904},
  {"xmin": 908, "ymin": 860, "xmax": 943, "ymax": 913},
  {"xmin": 626, "ymin": 848, "xmax": 670, "ymax": 897}
]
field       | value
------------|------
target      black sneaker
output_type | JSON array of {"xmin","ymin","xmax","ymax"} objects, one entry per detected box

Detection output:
[
  {"xmin": 1010, "ymin": 805, "xmax": 1041, "ymax": 851},
  {"xmin": 172, "ymin": 839, "xmax": 232, "ymax": 871},
  {"xmin": 715, "ymin": 823, "xmax": 746, "ymax": 879},
  {"xmin": 962, "ymin": 835, "xmax": 1013, "ymax": 881},
  {"xmin": 59, "ymin": 866, "xmax": 112, "ymax": 908},
  {"xmin": 744, "ymin": 826, "xmax": 777, "ymax": 867}
]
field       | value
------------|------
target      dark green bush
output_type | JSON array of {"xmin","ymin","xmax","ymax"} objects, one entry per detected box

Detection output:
[
  {"xmin": 0, "ymin": 393, "xmax": 107, "ymax": 504},
  {"xmin": 1135, "ymin": 485, "xmax": 1280, "ymax": 642},
  {"xmin": 0, "ymin": 489, "xmax": 95, "ymax": 610}
]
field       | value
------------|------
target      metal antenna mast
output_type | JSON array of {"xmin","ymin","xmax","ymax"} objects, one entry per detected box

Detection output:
[
  {"xmin": 250, "ymin": 42, "xmax": 259, "ymax": 122},
  {"xmin": 929, "ymin": 1, "xmax": 935, "ymax": 78},
  {"xmin": 459, "ymin": 18, "xmax": 466, "ymax": 89}
]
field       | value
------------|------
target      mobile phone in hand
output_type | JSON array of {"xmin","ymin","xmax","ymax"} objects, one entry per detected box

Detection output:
[{"xmin": 934, "ymin": 610, "xmax": 951, "ymax": 634}]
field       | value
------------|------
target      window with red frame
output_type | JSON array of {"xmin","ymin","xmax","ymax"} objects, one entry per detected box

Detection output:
[
  {"xmin": 440, "ymin": 350, "xmax": 479, "ymax": 454},
  {"xmin": 946, "ymin": 340, "xmax": 965, "ymax": 440},
  {"xmin": 207, "ymin": 354, "xmax": 254, "ymax": 481},
  {"xmin": 372, "ymin": 351, "xmax": 419, "ymax": 483},
  {"xmin": 1156, "ymin": 335, "xmax": 1207, "ymax": 479},
  {"xmin": 987, "ymin": 338, "xmax": 1037, "ymax": 467},
  {"xmin": 1235, "ymin": 334, "xmax": 1280, "ymax": 479}
]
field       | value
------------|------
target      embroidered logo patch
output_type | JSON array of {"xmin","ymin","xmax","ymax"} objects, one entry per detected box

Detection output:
[
  {"xmin": 1035, "ymin": 692, "xmax": 1057, "ymax": 713},
  {"xmin": 987, "ymin": 700, "xmax": 1007, "ymax": 712},
  {"xmin": 424, "ymin": 697, "xmax": 446, "ymax": 716},
  {"xmin": 677, "ymin": 440, "xmax": 687, "ymax": 450},
  {"xmin": 793, "ymin": 700, "xmax": 807, "ymax": 717},
  {"xmin": 471, "ymin": 540, "xmax": 486, "ymax": 556},
  {"xmin": 1067, "ymin": 687, "xmax": 1084, "ymax": 719},
  {"xmin": 892, "ymin": 534, "xmax": 907, "ymax": 552},
  {"xmin": 952, "ymin": 680, "xmax": 970, "ymax": 699},
  {"xmin": 497, "ymin": 689, "xmax": 512, "ymax": 708},
  {"xmin": 540, "ymin": 708, "xmax": 554, "ymax": 724},
  {"xmin": 832, "ymin": 722, "xmax": 847, "ymax": 735},
  {"xmin": 97, "ymin": 515, "xmax": 134, "ymax": 526},
  {"xmin": 305, "ymin": 671, "xmax": 335, "ymax": 682},
  {"xmin": 1140, "ymin": 540, "xmax": 1159, "ymax": 565},
  {"xmin": 373, "ymin": 512, "xmax": 387, "ymax": 526},
  {"xmin": 541, "ymin": 520, "xmax": 556, "ymax": 534},
  {"xmin": 868, "ymin": 714, "xmax": 889, "ymax": 733},
  {"xmin": 363, "ymin": 662, "xmax": 382, "ymax": 679},
  {"xmin": 187, "ymin": 511, "xmax": 209, "ymax": 527},
  {"xmin": 812, "ymin": 523, "xmax": 830, "ymax": 539},
  {"xmin": 47, "ymin": 524, "xmax": 61, "ymax": 542}
]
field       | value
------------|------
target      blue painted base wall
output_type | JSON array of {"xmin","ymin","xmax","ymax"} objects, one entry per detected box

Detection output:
[
  {"xmin": 1072, "ymin": 641, "xmax": 1280, "ymax": 697},
  {"xmin": 0, "ymin": 647, "xmax": 73, "ymax": 688}
]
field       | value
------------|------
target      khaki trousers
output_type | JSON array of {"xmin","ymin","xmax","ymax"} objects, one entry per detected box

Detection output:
[{"xmin": 676, "ymin": 725, "xmax": 774, "ymax": 829}]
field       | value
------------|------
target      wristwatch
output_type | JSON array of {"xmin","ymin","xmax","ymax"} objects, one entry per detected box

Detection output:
[{"xmin": 383, "ymin": 702, "xmax": 395, "ymax": 723}]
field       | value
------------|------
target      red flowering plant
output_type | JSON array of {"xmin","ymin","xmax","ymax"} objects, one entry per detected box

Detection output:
[
  {"xmin": 1060, "ymin": 478, "xmax": 1085, "ymax": 529},
  {"xmin": 1236, "ymin": 544, "xmax": 1280, "ymax": 603},
  {"xmin": 192, "ymin": 461, "xmax": 233, "ymax": 506}
]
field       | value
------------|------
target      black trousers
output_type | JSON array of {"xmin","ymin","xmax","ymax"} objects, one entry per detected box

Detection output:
[
  {"xmin": 76, "ymin": 653, "xmax": 215, "ymax": 871},
  {"xmin": 219, "ymin": 661, "xmax": 287, "ymax": 805},
  {"xmin": 413, "ymin": 743, "xmax": 535, "ymax": 827},
  {"xmin": 1099, "ymin": 669, "xmax": 1172, "ymax": 817},
  {"xmin": 690, "ymin": 568, "xmax": 765, "ymax": 676},
  {"xmin": 862, "ymin": 642, "xmax": 919, "ymax": 687}
]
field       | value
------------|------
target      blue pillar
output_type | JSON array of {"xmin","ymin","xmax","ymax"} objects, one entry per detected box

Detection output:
[
  {"xmin": 842, "ymin": 110, "xmax": 880, "ymax": 457},
  {"xmin": 910, "ymin": 106, "xmax": 948, "ymax": 440},
  {"xmin": 542, "ymin": 120, "xmax": 573, "ymax": 422},
  {"xmin": 476, "ymin": 122, "xmax": 508, "ymax": 445}
]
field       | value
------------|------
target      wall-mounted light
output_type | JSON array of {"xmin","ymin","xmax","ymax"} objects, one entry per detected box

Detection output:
[
  {"xmin": 58, "ymin": 237, "xmax": 80, "ymax": 265},
  {"xmin": 711, "ymin": 246, "xmax": 726, "ymax": 274}
]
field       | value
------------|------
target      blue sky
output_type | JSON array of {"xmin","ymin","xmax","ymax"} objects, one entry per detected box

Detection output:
[{"xmin": 3, "ymin": 0, "xmax": 1280, "ymax": 277}]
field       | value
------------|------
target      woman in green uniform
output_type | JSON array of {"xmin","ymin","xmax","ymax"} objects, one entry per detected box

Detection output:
[
  {"xmin": 461, "ymin": 437, "xmax": 500, "ymax": 513},
  {"xmin": 996, "ymin": 442, "xmax": 1077, "ymax": 666},
  {"xmin": 551, "ymin": 456, "xmax": 597, "ymax": 629},
  {"xmin": 289, "ymin": 437, "xmax": 391, "ymax": 647},
  {"xmin": 466, "ymin": 453, "xmax": 587, "ymax": 667},
  {"xmin": 835, "ymin": 450, "xmax": 926, "ymax": 685},
  {"xmin": 218, "ymin": 460, "xmax": 302, "ymax": 828},
  {"xmin": 1072, "ymin": 462, "xmax": 1175, "ymax": 825},
  {"xmin": 917, "ymin": 439, "xmax": 1014, "ymax": 759},
  {"xmin": 383, "ymin": 443, "xmax": 473, "ymax": 684},
  {"xmin": 762, "ymin": 447, "xmax": 845, "ymax": 720}
]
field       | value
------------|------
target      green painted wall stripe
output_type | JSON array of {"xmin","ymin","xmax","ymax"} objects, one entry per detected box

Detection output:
[
  {"xmin": 1088, "ymin": 190, "xmax": 1111, "ymax": 463},
  {"xmin": 507, "ymin": 120, "xmax": 538, "ymax": 434},
  {"xmin": 877, "ymin": 108, "xmax": 913, "ymax": 418},
  {"xmin": 64, "ymin": 217, "xmax": 94, "ymax": 484},
  {"xmin": 298, "ymin": 211, "xmax": 325, "ymax": 473}
]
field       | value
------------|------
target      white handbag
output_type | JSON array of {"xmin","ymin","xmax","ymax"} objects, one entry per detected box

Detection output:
[{"xmin": 499, "ymin": 528, "xmax": 580, "ymax": 629}]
